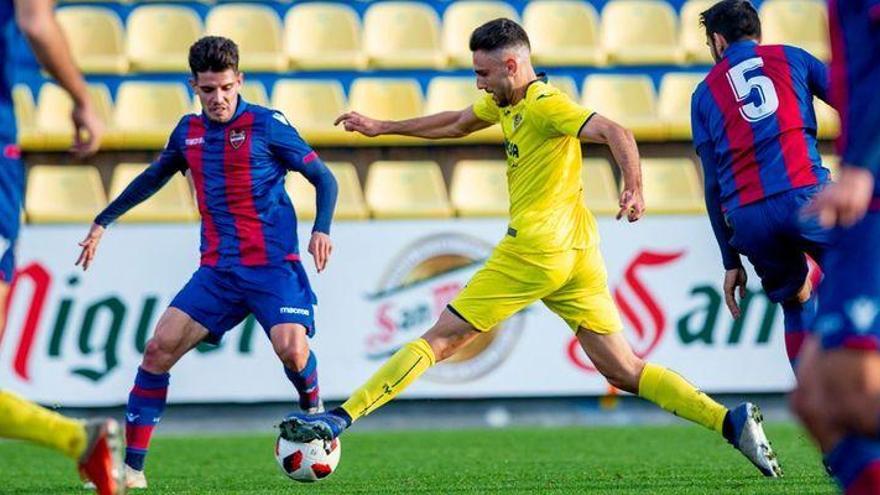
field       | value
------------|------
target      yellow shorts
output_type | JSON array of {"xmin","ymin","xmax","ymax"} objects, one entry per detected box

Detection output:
[{"xmin": 448, "ymin": 243, "xmax": 623, "ymax": 334}]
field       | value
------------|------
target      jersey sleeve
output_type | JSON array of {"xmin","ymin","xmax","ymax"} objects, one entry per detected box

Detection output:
[
  {"xmin": 531, "ymin": 91, "xmax": 594, "ymax": 138},
  {"xmin": 690, "ymin": 87, "xmax": 712, "ymax": 151},
  {"xmin": 267, "ymin": 110, "xmax": 316, "ymax": 170},
  {"xmin": 472, "ymin": 93, "xmax": 500, "ymax": 124},
  {"xmin": 800, "ymin": 48, "xmax": 830, "ymax": 102}
]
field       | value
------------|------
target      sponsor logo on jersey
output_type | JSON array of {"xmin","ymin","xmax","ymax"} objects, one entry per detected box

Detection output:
[{"xmin": 185, "ymin": 137, "xmax": 204, "ymax": 147}]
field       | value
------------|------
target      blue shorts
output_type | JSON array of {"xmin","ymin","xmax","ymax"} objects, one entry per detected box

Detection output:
[
  {"xmin": 815, "ymin": 212, "xmax": 880, "ymax": 351},
  {"xmin": 0, "ymin": 153, "xmax": 24, "ymax": 283},
  {"xmin": 726, "ymin": 185, "xmax": 832, "ymax": 303},
  {"xmin": 170, "ymin": 261, "xmax": 317, "ymax": 345}
]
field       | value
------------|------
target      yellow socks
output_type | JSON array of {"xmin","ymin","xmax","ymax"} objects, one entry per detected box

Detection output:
[
  {"xmin": 341, "ymin": 338, "xmax": 436, "ymax": 421},
  {"xmin": 0, "ymin": 389, "xmax": 87, "ymax": 459},
  {"xmin": 638, "ymin": 363, "xmax": 727, "ymax": 433}
]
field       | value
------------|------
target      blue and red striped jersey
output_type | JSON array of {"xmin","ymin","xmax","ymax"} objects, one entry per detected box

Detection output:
[
  {"xmin": 158, "ymin": 99, "xmax": 318, "ymax": 268},
  {"xmin": 692, "ymin": 40, "xmax": 831, "ymax": 212},
  {"xmin": 828, "ymin": 0, "xmax": 880, "ymax": 184},
  {"xmin": 0, "ymin": 0, "xmax": 17, "ymax": 146}
]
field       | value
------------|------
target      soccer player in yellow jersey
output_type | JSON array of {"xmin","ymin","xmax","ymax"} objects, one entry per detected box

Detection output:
[{"xmin": 282, "ymin": 18, "xmax": 781, "ymax": 477}]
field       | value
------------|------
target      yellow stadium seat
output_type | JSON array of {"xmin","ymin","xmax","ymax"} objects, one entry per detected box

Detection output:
[
  {"xmin": 582, "ymin": 158, "xmax": 620, "ymax": 215},
  {"xmin": 205, "ymin": 4, "xmax": 286, "ymax": 72},
  {"xmin": 192, "ymin": 81, "xmax": 269, "ymax": 113},
  {"xmin": 285, "ymin": 3, "xmax": 366, "ymax": 70},
  {"xmin": 13, "ymin": 85, "xmax": 37, "ymax": 149},
  {"xmin": 658, "ymin": 72, "xmax": 707, "ymax": 140},
  {"xmin": 25, "ymin": 165, "xmax": 107, "ymax": 223},
  {"xmin": 814, "ymin": 98, "xmax": 840, "ymax": 140},
  {"xmin": 524, "ymin": 1, "xmax": 604, "ymax": 66},
  {"xmin": 601, "ymin": 0, "xmax": 684, "ymax": 65},
  {"xmin": 582, "ymin": 75, "xmax": 665, "ymax": 141},
  {"xmin": 127, "ymin": 5, "xmax": 202, "ymax": 73},
  {"xmin": 641, "ymin": 158, "xmax": 705, "ymax": 214},
  {"xmin": 365, "ymin": 161, "xmax": 453, "ymax": 218},
  {"xmin": 109, "ymin": 163, "xmax": 198, "ymax": 223},
  {"xmin": 348, "ymin": 79, "xmax": 425, "ymax": 146},
  {"xmin": 760, "ymin": 0, "xmax": 830, "ymax": 62},
  {"xmin": 424, "ymin": 77, "xmax": 502, "ymax": 144},
  {"xmin": 56, "ymin": 7, "xmax": 128, "ymax": 74},
  {"xmin": 285, "ymin": 162, "xmax": 368, "ymax": 220},
  {"xmin": 114, "ymin": 82, "xmax": 191, "ymax": 149},
  {"xmin": 271, "ymin": 80, "xmax": 352, "ymax": 146},
  {"xmin": 443, "ymin": 1, "xmax": 519, "ymax": 67},
  {"xmin": 547, "ymin": 75, "xmax": 579, "ymax": 101},
  {"xmin": 821, "ymin": 154, "xmax": 840, "ymax": 180},
  {"xmin": 32, "ymin": 83, "xmax": 118, "ymax": 150},
  {"xmin": 363, "ymin": 2, "xmax": 446, "ymax": 69},
  {"xmin": 680, "ymin": 0, "xmax": 716, "ymax": 64},
  {"xmin": 450, "ymin": 160, "xmax": 509, "ymax": 217}
]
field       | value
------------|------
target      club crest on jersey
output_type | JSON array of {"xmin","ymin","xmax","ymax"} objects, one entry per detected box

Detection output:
[
  {"xmin": 229, "ymin": 129, "xmax": 247, "ymax": 149},
  {"xmin": 512, "ymin": 113, "xmax": 523, "ymax": 130}
]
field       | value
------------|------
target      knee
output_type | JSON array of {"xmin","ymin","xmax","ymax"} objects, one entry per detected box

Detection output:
[
  {"xmin": 142, "ymin": 337, "xmax": 175, "ymax": 373},
  {"xmin": 790, "ymin": 386, "xmax": 821, "ymax": 425},
  {"xmin": 277, "ymin": 342, "xmax": 311, "ymax": 371},
  {"xmin": 598, "ymin": 357, "xmax": 644, "ymax": 394}
]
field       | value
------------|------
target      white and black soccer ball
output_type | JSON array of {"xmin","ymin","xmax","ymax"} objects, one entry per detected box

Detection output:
[{"xmin": 274, "ymin": 435, "xmax": 341, "ymax": 482}]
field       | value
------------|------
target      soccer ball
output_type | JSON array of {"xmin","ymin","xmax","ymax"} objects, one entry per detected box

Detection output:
[{"xmin": 274, "ymin": 435, "xmax": 341, "ymax": 482}]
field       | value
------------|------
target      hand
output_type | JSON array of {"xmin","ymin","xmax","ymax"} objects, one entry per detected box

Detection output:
[
  {"xmin": 308, "ymin": 232, "xmax": 333, "ymax": 273},
  {"xmin": 70, "ymin": 101, "xmax": 103, "ymax": 158},
  {"xmin": 803, "ymin": 166, "xmax": 875, "ymax": 228},
  {"xmin": 723, "ymin": 268, "xmax": 748, "ymax": 319},
  {"xmin": 76, "ymin": 223, "xmax": 105, "ymax": 271},
  {"xmin": 334, "ymin": 111, "xmax": 385, "ymax": 137},
  {"xmin": 617, "ymin": 188, "xmax": 645, "ymax": 222}
]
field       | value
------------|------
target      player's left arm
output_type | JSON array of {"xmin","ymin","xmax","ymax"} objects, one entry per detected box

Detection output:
[
  {"xmin": 801, "ymin": 49, "xmax": 830, "ymax": 104},
  {"xmin": 268, "ymin": 112, "xmax": 339, "ymax": 273}
]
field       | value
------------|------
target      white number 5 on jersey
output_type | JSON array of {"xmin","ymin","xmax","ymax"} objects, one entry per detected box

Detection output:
[{"xmin": 726, "ymin": 57, "xmax": 779, "ymax": 122}]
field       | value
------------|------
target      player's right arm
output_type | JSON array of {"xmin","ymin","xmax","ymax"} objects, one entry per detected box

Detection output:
[
  {"xmin": 334, "ymin": 107, "xmax": 492, "ymax": 139},
  {"xmin": 14, "ymin": 0, "xmax": 102, "ymax": 156},
  {"xmin": 76, "ymin": 124, "xmax": 188, "ymax": 270}
]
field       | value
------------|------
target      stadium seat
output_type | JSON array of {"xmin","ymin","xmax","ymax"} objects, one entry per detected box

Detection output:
[
  {"xmin": 365, "ymin": 161, "xmax": 453, "ymax": 218},
  {"xmin": 114, "ymin": 82, "xmax": 191, "ymax": 149},
  {"xmin": 450, "ymin": 160, "xmax": 509, "ymax": 217},
  {"xmin": 582, "ymin": 158, "xmax": 620, "ymax": 216},
  {"xmin": 13, "ymin": 85, "xmax": 37, "ymax": 149},
  {"xmin": 641, "ymin": 158, "xmax": 705, "ymax": 214},
  {"xmin": 285, "ymin": 3, "xmax": 366, "ymax": 70},
  {"xmin": 814, "ymin": 98, "xmax": 840, "ymax": 140},
  {"xmin": 760, "ymin": 0, "xmax": 830, "ymax": 62},
  {"xmin": 348, "ymin": 79, "xmax": 425, "ymax": 145},
  {"xmin": 205, "ymin": 4, "xmax": 286, "ymax": 72},
  {"xmin": 658, "ymin": 73, "xmax": 707, "ymax": 140},
  {"xmin": 285, "ymin": 162, "xmax": 368, "ymax": 220},
  {"xmin": 363, "ymin": 2, "xmax": 446, "ymax": 69},
  {"xmin": 821, "ymin": 154, "xmax": 840, "ymax": 180},
  {"xmin": 271, "ymin": 80, "xmax": 352, "ymax": 146},
  {"xmin": 680, "ymin": 0, "xmax": 715, "ymax": 64},
  {"xmin": 443, "ymin": 1, "xmax": 519, "ymax": 67},
  {"xmin": 524, "ymin": 1, "xmax": 604, "ymax": 67},
  {"xmin": 192, "ymin": 81, "xmax": 269, "ymax": 113},
  {"xmin": 25, "ymin": 165, "xmax": 107, "ymax": 223},
  {"xmin": 109, "ymin": 163, "xmax": 198, "ymax": 223},
  {"xmin": 547, "ymin": 75, "xmax": 579, "ymax": 102},
  {"xmin": 424, "ymin": 77, "xmax": 502, "ymax": 143},
  {"xmin": 582, "ymin": 75, "xmax": 665, "ymax": 141},
  {"xmin": 601, "ymin": 0, "xmax": 684, "ymax": 65},
  {"xmin": 56, "ymin": 7, "xmax": 128, "ymax": 74},
  {"xmin": 33, "ymin": 83, "xmax": 118, "ymax": 150},
  {"xmin": 127, "ymin": 5, "xmax": 203, "ymax": 73}
]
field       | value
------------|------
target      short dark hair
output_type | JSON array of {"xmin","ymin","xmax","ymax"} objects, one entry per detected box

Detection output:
[
  {"xmin": 700, "ymin": 0, "xmax": 761, "ymax": 43},
  {"xmin": 469, "ymin": 18, "xmax": 530, "ymax": 52},
  {"xmin": 188, "ymin": 36, "xmax": 239, "ymax": 76}
]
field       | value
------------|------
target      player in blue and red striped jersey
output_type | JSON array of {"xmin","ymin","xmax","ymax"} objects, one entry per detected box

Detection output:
[
  {"xmin": 76, "ymin": 36, "xmax": 338, "ymax": 489},
  {"xmin": 691, "ymin": 0, "xmax": 833, "ymax": 370},
  {"xmin": 789, "ymin": 1, "xmax": 880, "ymax": 492}
]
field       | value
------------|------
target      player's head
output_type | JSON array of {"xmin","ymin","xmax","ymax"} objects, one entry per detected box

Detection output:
[
  {"xmin": 700, "ymin": 0, "xmax": 761, "ymax": 63},
  {"xmin": 188, "ymin": 36, "xmax": 243, "ymax": 123},
  {"xmin": 469, "ymin": 18, "xmax": 532, "ymax": 107}
]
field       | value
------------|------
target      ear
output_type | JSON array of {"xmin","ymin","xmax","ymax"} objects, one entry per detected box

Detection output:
[
  {"xmin": 236, "ymin": 71, "xmax": 244, "ymax": 86},
  {"xmin": 189, "ymin": 77, "xmax": 197, "ymax": 91},
  {"xmin": 712, "ymin": 32, "xmax": 728, "ymax": 53},
  {"xmin": 505, "ymin": 56, "xmax": 517, "ymax": 76}
]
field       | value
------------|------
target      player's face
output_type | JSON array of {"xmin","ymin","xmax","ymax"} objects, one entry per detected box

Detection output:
[
  {"xmin": 473, "ymin": 50, "xmax": 514, "ymax": 107},
  {"xmin": 191, "ymin": 69, "xmax": 243, "ymax": 123}
]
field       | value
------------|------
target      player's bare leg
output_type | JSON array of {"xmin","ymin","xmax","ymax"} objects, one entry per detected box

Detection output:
[
  {"xmin": 121, "ymin": 307, "xmax": 209, "ymax": 489},
  {"xmin": 271, "ymin": 324, "xmax": 323, "ymax": 413},
  {"xmin": 280, "ymin": 309, "xmax": 479, "ymax": 441},
  {"xmin": 790, "ymin": 337, "xmax": 841, "ymax": 453},
  {"xmin": 578, "ymin": 328, "xmax": 782, "ymax": 477}
]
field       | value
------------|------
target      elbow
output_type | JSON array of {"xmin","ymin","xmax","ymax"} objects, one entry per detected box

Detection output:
[{"xmin": 16, "ymin": 15, "xmax": 50, "ymax": 43}]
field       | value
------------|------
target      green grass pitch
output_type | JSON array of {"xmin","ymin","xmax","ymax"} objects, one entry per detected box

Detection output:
[{"xmin": 0, "ymin": 423, "xmax": 834, "ymax": 494}]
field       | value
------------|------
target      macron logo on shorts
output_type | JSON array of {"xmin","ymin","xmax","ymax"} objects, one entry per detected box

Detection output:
[{"xmin": 280, "ymin": 307, "xmax": 310, "ymax": 316}]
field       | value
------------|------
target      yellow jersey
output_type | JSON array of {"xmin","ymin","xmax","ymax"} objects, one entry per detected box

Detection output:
[{"xmin": 472, "ymin": 78, "xmax": 598, "ymax": 254}]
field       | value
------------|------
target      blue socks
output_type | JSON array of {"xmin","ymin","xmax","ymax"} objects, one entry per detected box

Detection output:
[
  {"xmin": 284, "ymin": 351, "xmax": 320, "ymax": 410},
  {"xmin": 124, "ymin": 367, "xmax": 170, "ymax": 471},
  {"xmin": 781, "ymin": 294, "xmax": 817, "ymax": 369}
]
